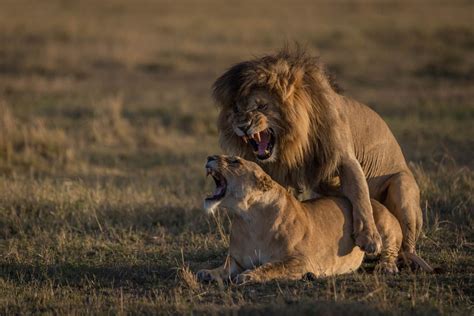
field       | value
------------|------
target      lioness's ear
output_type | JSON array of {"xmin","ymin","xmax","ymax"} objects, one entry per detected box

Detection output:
[{"xmin": 256, "ymin": 174, "xmax": 274, "ymax": 192}]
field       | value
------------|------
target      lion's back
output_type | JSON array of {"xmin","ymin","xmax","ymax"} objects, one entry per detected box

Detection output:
[{"xmin": 343, "ymin": 98, "xmax": 409, "ymax": 178}]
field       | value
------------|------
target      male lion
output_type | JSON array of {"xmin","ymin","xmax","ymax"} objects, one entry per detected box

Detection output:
[
  {"xmin": 197, "ymin": 155, "xmax": 431, "ymax": 283},
  {"xmin": 212, "ymin": 48, "xmax": 423, "ymax": 255}
]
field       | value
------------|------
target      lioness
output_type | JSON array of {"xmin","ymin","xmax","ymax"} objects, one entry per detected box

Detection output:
[
  {"xmin": 213, "ymin": 48, "xmax": 423, "ymax": 255},
  {"xmin": 197, "ymin": 155, "xmax": 431, "ymax": 283}
]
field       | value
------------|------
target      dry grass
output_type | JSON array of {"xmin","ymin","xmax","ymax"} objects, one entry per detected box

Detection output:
[{"xmin": 0, "ymin": 0, "xmax": 472, "ymax": 314}]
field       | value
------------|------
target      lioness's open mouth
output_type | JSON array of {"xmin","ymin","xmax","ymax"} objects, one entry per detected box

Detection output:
[
  {"xmin": 205, "ymin": 168, "xmax": 227, "ymax": 201},
  {"xmin": 242, "ymin": 128, "xmax": 275, "ymax": 160}
]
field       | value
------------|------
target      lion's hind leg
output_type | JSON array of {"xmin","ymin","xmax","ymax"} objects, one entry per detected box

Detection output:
[{"xmin": 384, "ymin": 171, "xmax": 423, "ymax": 254}]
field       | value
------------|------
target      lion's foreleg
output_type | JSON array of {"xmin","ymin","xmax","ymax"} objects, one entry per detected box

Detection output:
[{"xmin": 340, "ymin": 157, "xmax": 382, "ymax": 255}]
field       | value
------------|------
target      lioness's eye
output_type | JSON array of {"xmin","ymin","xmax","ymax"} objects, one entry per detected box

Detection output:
[{"xmin": 230, "ymin": 158, "xmax": 241, "ymax": 165}]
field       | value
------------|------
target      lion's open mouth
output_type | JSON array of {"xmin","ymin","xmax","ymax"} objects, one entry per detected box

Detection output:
[
  {"xmin": 205, "ymin": 168, "xmax": 227, "ymax": 201},
  {"xmin": 242, "ymin": 128, "xmax": 275, "ymax": 160}
]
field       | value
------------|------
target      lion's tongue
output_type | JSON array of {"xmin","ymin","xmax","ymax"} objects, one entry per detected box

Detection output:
[
  {"xmin": 257, "ymin": 131, "xmax": 270, "ymax": 155},
  {"xmin": 213, "ymin": 185, "xmax": 224, "ymax": 197}
]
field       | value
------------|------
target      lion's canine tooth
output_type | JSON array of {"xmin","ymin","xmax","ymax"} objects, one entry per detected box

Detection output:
[
  {"xmin": 242, "ymin": 136, "xmax": 248, "ymax": 143},
  {"xmin": 255, "ymin": 132, "xmax": 261, "ymax": 142}
]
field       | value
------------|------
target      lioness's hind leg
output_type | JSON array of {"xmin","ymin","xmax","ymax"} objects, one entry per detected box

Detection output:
[
  {"xmin": 384, "ymin": 171, "xmax": 422, "ymax": 254},
  {"xmin": 372, "ymin": 200, "xmax": 402, "ymax": 274}
]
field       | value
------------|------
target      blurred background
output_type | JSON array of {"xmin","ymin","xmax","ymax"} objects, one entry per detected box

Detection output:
[
  {"xmin": 1, "ymin": 0, "xmax": 472, "ymax": 176},
  {"xmin": 0, "ymin": 0, "xmax": 472, "ymax": 314}
]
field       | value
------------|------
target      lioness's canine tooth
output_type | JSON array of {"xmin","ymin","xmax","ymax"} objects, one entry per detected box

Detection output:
[
  {"xmin": 242, "ymin": 136, "xmax": 248, "ymax": 143},
  {"xmin": 255, "ymin": 132, "xmax": 261, "ymax": 142}
]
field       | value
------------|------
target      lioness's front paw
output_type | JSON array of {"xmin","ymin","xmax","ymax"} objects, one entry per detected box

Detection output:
[
  {"xmin": 233, "ymin": 270, "xmax": 255, "ymax": 284},
  {"xmin": 355, "ymin": 230, "xmax": 382, "ymax": 255},
  {"xmin": 196, "ymin": 269, "xmax": 213, "ymax": 283}
]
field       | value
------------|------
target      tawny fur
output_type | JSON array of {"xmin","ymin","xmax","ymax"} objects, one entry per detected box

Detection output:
[
  {"xmin": 198, "ymin": 156, "xmax": 432, "ymax": 284},
  {"xmin": 213, "ymin": 47, "xmax": 423, "ymax": 254}
]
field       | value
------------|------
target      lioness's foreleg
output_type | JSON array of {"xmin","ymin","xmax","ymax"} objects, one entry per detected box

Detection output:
[
  {"xmin": 384, "ymin": 171, "xmax": 422, "ymax": 254},
  {"xmin": 340, "ymin": 157, "xmax": 382, "ymax": 255},
  {"xmin": 234, "ymin": 259, "xmax": 304, "ymax": 284},
  {"xmin": 196, "ymin": 255, "xmax": 242, "ymax": 283}
]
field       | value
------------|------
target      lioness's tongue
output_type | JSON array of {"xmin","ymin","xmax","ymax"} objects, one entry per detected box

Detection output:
[
  {"xmin": 258, "ymin": 131, "xmax": 270, "ymax": 156},
  {"xmin": 214, "ymin": 186, "xmax": 224, "ymax": 196}
]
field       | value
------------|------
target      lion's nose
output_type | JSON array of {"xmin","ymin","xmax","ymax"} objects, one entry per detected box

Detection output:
[{"xmin": 237, "ymin": 120, "xmax": 252, "ymax": 134}]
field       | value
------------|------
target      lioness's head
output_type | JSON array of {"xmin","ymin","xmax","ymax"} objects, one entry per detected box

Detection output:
[
  {"xmin": 213, "ymin": 48, "xmax": 341, "ymax": 169},
  {"xmin": 204, "ymin": 155, "xmax": 274, "ymax": 214}
]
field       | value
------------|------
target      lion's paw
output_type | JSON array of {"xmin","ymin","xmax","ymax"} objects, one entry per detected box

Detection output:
[
  {"xmin": 355, "ymin": 229, "xmax": 382, "ymax": 255},
  {"xmin": 376, "ymin": 261, "xmax": 399, "ymax": 274}
]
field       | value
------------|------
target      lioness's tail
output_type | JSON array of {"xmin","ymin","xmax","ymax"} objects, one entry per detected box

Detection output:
[{"xmin": 400, "ymin": 252, "xmax": 433, "ymax": 272}]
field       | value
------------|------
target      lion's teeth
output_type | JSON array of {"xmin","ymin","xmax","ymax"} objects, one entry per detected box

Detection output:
[
  {"xmin": 255, "ymin": 133, "xmax": 261, "ymax": 142},
  {"xmin": 242, "ymin": 136, "xmax": 248, "ymax": 143}
]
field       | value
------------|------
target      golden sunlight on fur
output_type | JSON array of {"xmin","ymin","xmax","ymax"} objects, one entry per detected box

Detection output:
[
  {"xmin": 198, "ymin": 155, "xmax": 432, "ymax": 283},
  {"xmin": 213, "ymin": 47, "xmax": 423, "ymax": 256}
]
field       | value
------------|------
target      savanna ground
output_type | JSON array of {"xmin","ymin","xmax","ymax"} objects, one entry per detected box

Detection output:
[{"xmin": 0, "ymin": 0, "xmax": 473, "ymax": 314}]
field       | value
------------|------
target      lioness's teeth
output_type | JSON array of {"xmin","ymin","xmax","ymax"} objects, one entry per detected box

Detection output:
[
  {"xmin": 242, "ymin": 136, "xmax": 248, "ymax": 143},
  {"xmin": 255, "ymin": 133, "xmax": 261, "ymax": 142}
]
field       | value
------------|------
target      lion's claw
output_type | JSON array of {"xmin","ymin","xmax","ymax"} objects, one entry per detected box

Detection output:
[{"xmin": 355, "ymin": 230, "xmax": 382, "ymax": 255}]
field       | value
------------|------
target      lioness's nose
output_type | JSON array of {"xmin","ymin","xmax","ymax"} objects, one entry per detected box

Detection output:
[{"xmin": 207, "ymin": 156, "xmax": 217, "ymax": 162}]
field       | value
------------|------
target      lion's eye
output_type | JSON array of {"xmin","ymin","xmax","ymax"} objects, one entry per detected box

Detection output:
[{"xmin": 258, "ymin": 103, "xmax": 268, "ymax": 111}]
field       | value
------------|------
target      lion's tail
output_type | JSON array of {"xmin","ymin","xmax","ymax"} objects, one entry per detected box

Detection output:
[{"xmin": 400, "ymin": 252, "xmax": 434, "ymax": 272}]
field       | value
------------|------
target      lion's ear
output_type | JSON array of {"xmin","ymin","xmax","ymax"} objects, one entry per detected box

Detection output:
[
  {"xmin": 269, "ymin": 61, "xmax": 304, "ymax": 102},
  {"xmin": 283, "ymin": 67, "xmax": 304, "ymax": 101}
]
